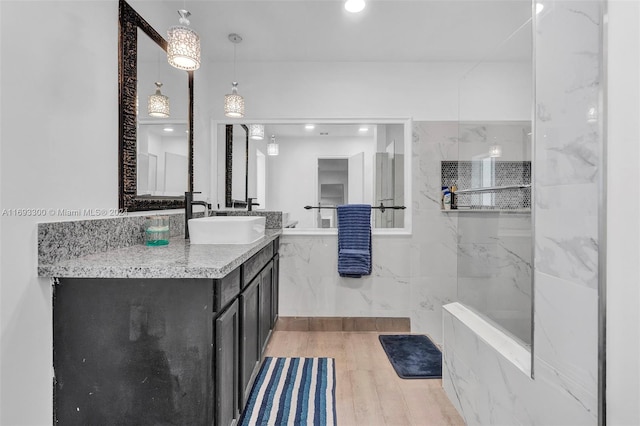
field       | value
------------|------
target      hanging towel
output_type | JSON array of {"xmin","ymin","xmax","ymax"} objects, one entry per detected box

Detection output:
[{"xmin": 337, "ymin": 204, "xmax": 372, "ymax": 278}]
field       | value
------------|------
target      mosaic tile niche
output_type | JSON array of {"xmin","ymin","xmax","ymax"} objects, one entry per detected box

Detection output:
[{"xmin": 441, "ymin": 160, "xmax": 531, "ymax": 210}]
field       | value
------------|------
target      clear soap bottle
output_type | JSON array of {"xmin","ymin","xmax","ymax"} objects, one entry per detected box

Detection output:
[{"xmin": 145, "ymin": 216, "xmax": 170, "ymax": 246}]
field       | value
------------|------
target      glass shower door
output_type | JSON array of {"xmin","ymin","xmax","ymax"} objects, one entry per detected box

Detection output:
[{"xmin": 455, "ymin": 13, "xmax": 533, "ymax": 347}]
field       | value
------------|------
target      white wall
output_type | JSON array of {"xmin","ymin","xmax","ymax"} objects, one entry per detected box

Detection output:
[
  {"xmin": 606, "ymin": 0, "xmax": 640, "ymax": 424},
  {"xmin": 0, "ymin": 2, "xmax": 118, "ymax": 424},
  {"xmin": 207, "ymin": 60, "xmax": 531, "ymax": 123},
  {"xmin": 459, "ymin": 61, "xmax": 533, "ymax": 122}
]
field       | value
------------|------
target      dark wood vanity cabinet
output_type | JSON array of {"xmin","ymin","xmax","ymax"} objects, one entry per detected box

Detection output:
[
  {"xmin": 53, "ymin": 239, "xmax": 280, "ymax": 426},
  {"xmin": 261, "ymin": 260, "xmax": 277, "ymax": 351},
  {"xmin": 239, "ymin": 241, "xmax": 278, "ymax": 409},
  {"xmin": 53, "ymin": 278, "xmax": 216, "ymax": 425},
  {"xmin": 239, "ymin": 277, "xmax": 260, "ymax": 407},
  {"xmin": 215, "ymin": 299, "xmax": 240, "ymax": 426}
]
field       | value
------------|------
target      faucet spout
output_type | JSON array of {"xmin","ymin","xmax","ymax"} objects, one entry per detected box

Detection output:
[
  {"xmin": 185, "ymin": 192, "xmax": 210, "ymax": 239},
  {"xmin": 191, "ymin": 201, "xmax": 209, "ymax": 217},
  {"xmin": 247, "ymin": 197, "xmax": 260, "ymax": 212}
]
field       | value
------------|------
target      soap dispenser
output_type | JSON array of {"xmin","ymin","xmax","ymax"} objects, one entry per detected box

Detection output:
[
  {"xmin": 145, "ymin": 216, "xmax": 170, "ymax": 246},
  {"xmin": 451, "ymin": 185, "xmax": 458, "ymax": 210}
]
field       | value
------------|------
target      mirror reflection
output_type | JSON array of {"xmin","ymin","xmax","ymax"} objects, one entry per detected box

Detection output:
[
  {"xmin": 119, "ymin": 0, "xmax": 194, "ymax": 211},
  {"xmin": 136, "ymin": 28, "xmax": 189, "ymax": 198},
  {"xmin": 230, "ymin": 125, "xmax": 248, "ymax": 206},
  {"xmin": 137, "ymin": 121, "xmax": 189, "ymax": 196},
  {"xmin": 221, "ymin": 121, "xmax": 408, "ymax": 229}
]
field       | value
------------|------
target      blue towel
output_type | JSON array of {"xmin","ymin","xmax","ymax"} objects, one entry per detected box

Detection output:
[{"xmin": 337, "ymin": 204, "xmax": 372, "ymax": 278}]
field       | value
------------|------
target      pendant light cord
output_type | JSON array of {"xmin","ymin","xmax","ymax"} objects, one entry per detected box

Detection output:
[
  {"xmin": 233, "ymin": 43, "xmax": 237, "ymax": 81},
  {"xmin": 156, "ymin": 50, "xmax": 161, "ymax": 82}
]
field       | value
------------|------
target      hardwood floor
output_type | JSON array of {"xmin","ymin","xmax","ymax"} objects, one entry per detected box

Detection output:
[{"xmin": 263, "ymin": 331, "xmax": 465, "ymax": 426}]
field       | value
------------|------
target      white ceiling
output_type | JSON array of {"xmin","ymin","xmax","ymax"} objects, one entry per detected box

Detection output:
[{"xmin": 130, "ymin": 0, "xmax": 532, "ymax": 64}]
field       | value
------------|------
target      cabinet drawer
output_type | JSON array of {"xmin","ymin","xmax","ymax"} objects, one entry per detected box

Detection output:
[
  {"xmin": 215, "ymin": 266, "xmax": 241, "ymax": 312},
  {"xmin": 242, "ymin": 244, "xmax": 274, "ymax": 288}
]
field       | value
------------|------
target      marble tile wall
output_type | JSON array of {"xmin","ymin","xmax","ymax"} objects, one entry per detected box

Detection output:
[
  {"xmin": 533, "ymin": 0, "xmax": 601, "ymax": 418},
  {"xmin": 443, "ymin": 0, "xmax": 602, "ymax": 423},
  {"xmin": 443, "ymin": 305, "xmax": 596, "ymax": 425},
  {"xmin": 457, "ymin": 212, "xmax": 532, "ymax": 344}
]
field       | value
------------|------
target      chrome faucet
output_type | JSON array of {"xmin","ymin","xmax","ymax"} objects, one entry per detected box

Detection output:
[
  {"xmin": 247, "ymin": 197, "xmax": 260, "ymax": 212},
  {"xmin": 185, "ymin": 191, "xmax": 211, "ymax": 239}
]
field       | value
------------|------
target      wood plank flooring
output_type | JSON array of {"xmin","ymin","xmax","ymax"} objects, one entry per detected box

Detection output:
[{"xmin": 263, "ymin": 331, "xmax": 465, "ymax": 426}]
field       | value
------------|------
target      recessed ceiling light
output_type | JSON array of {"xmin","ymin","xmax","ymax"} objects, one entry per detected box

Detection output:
[
  {"xmin": 345, "ymin": 0, "xmax": 365, "ymax": 13},
  {"xmin": 358, "ymin": 127, "xmax": 369, "ymax": 132},
  {"xmin": 163, "ymin": 127, "xmax": 174, "ymax": 132},
  {"xmin": 536, "ymin": 3, "xmax": 544, "ymax": 14},
  {"xmin": 305, "ymin": 124, "xmax": 316, "ymax": 130}
]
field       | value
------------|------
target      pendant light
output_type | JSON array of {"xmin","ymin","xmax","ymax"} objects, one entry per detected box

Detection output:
[
  {"xmin": 249, "ymin": 124, "xmax": 265, "ymax": 140},
  {"xmin": 167, "ymin": 9, "xmax": 201, "ymax": 71},
  {"xmin": 148, "ymin": 82, "xmax": 170, "ymax": 118},
  {"xmin": 267, "ymin": 135, "xmax": 279, "ymax": 156},
  {"xmin": 224, "ymin": 33, "xmax": 245, "ymax": 118}
]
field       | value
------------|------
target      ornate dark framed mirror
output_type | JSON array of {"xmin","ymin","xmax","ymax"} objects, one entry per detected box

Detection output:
[
  {"xmin": 119, "ymin": 0, "xmax": 193, "ymax": 211},
  {"xmin": 225, "ymin": 124, "xmax": 249, "ymax": 208}
]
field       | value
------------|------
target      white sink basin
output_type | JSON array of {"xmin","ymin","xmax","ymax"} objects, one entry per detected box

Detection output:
[{"xmin": 188, "ymin": 216, "xmax": 266, "ymax": 244}]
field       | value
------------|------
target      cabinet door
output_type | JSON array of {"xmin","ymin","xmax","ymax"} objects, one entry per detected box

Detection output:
[
  {"xmin": 215, "ymin": 299, "xmax": 239, "ymax": 426},
  {"xmin": 259, "ymin": 261, "xmax": 274, "ymax": 352},
  {"xmin": 53, "ymin": 278, "xmax": 214, "ymax": 425},
  {"xmin": 271, "ymin": 254, "xmax": 279, "ymax": 327},
  {"xmin": 239, "ymin": 277, "xmax": 260, "ymax": 408}
]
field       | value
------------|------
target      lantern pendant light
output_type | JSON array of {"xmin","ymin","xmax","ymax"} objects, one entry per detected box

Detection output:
[
  {"xmin": 148, "ymin": 82, "xmax": 170, "ymax": 118},
  {"xmin": 224, "ymin": 33, "xmax": 245, "ymax": 118},
  {"xmin": 267, "ymin": 135, "xmax": 279, "ymax": 156},
  {"xmin": 249, "ymin": 124, "xmax": 265, "ymax": 140},
  {"xmin": 167, "ymin": 9, "xmax": 201, "ymax": 71}
]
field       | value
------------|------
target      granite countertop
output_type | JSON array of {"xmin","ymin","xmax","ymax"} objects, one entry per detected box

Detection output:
[{"xmin": 38, "ymin": 229, "xmax": 282, "ymax": 279}]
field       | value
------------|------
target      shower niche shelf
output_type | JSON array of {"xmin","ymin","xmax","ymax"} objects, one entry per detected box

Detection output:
[{"xmin": 441, "ymin": 160, "xmax": 531, "ymax": 212}]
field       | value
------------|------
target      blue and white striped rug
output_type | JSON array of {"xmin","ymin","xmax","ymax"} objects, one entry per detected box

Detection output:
[{"xmin": 239, "ymin": 357, "xmax": 337, "ymax": 426}]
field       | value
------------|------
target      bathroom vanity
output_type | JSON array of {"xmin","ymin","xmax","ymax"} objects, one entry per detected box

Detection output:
[{"xmin": 40, "ymin": 229, "xmax": 280, "ymax": 425}]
